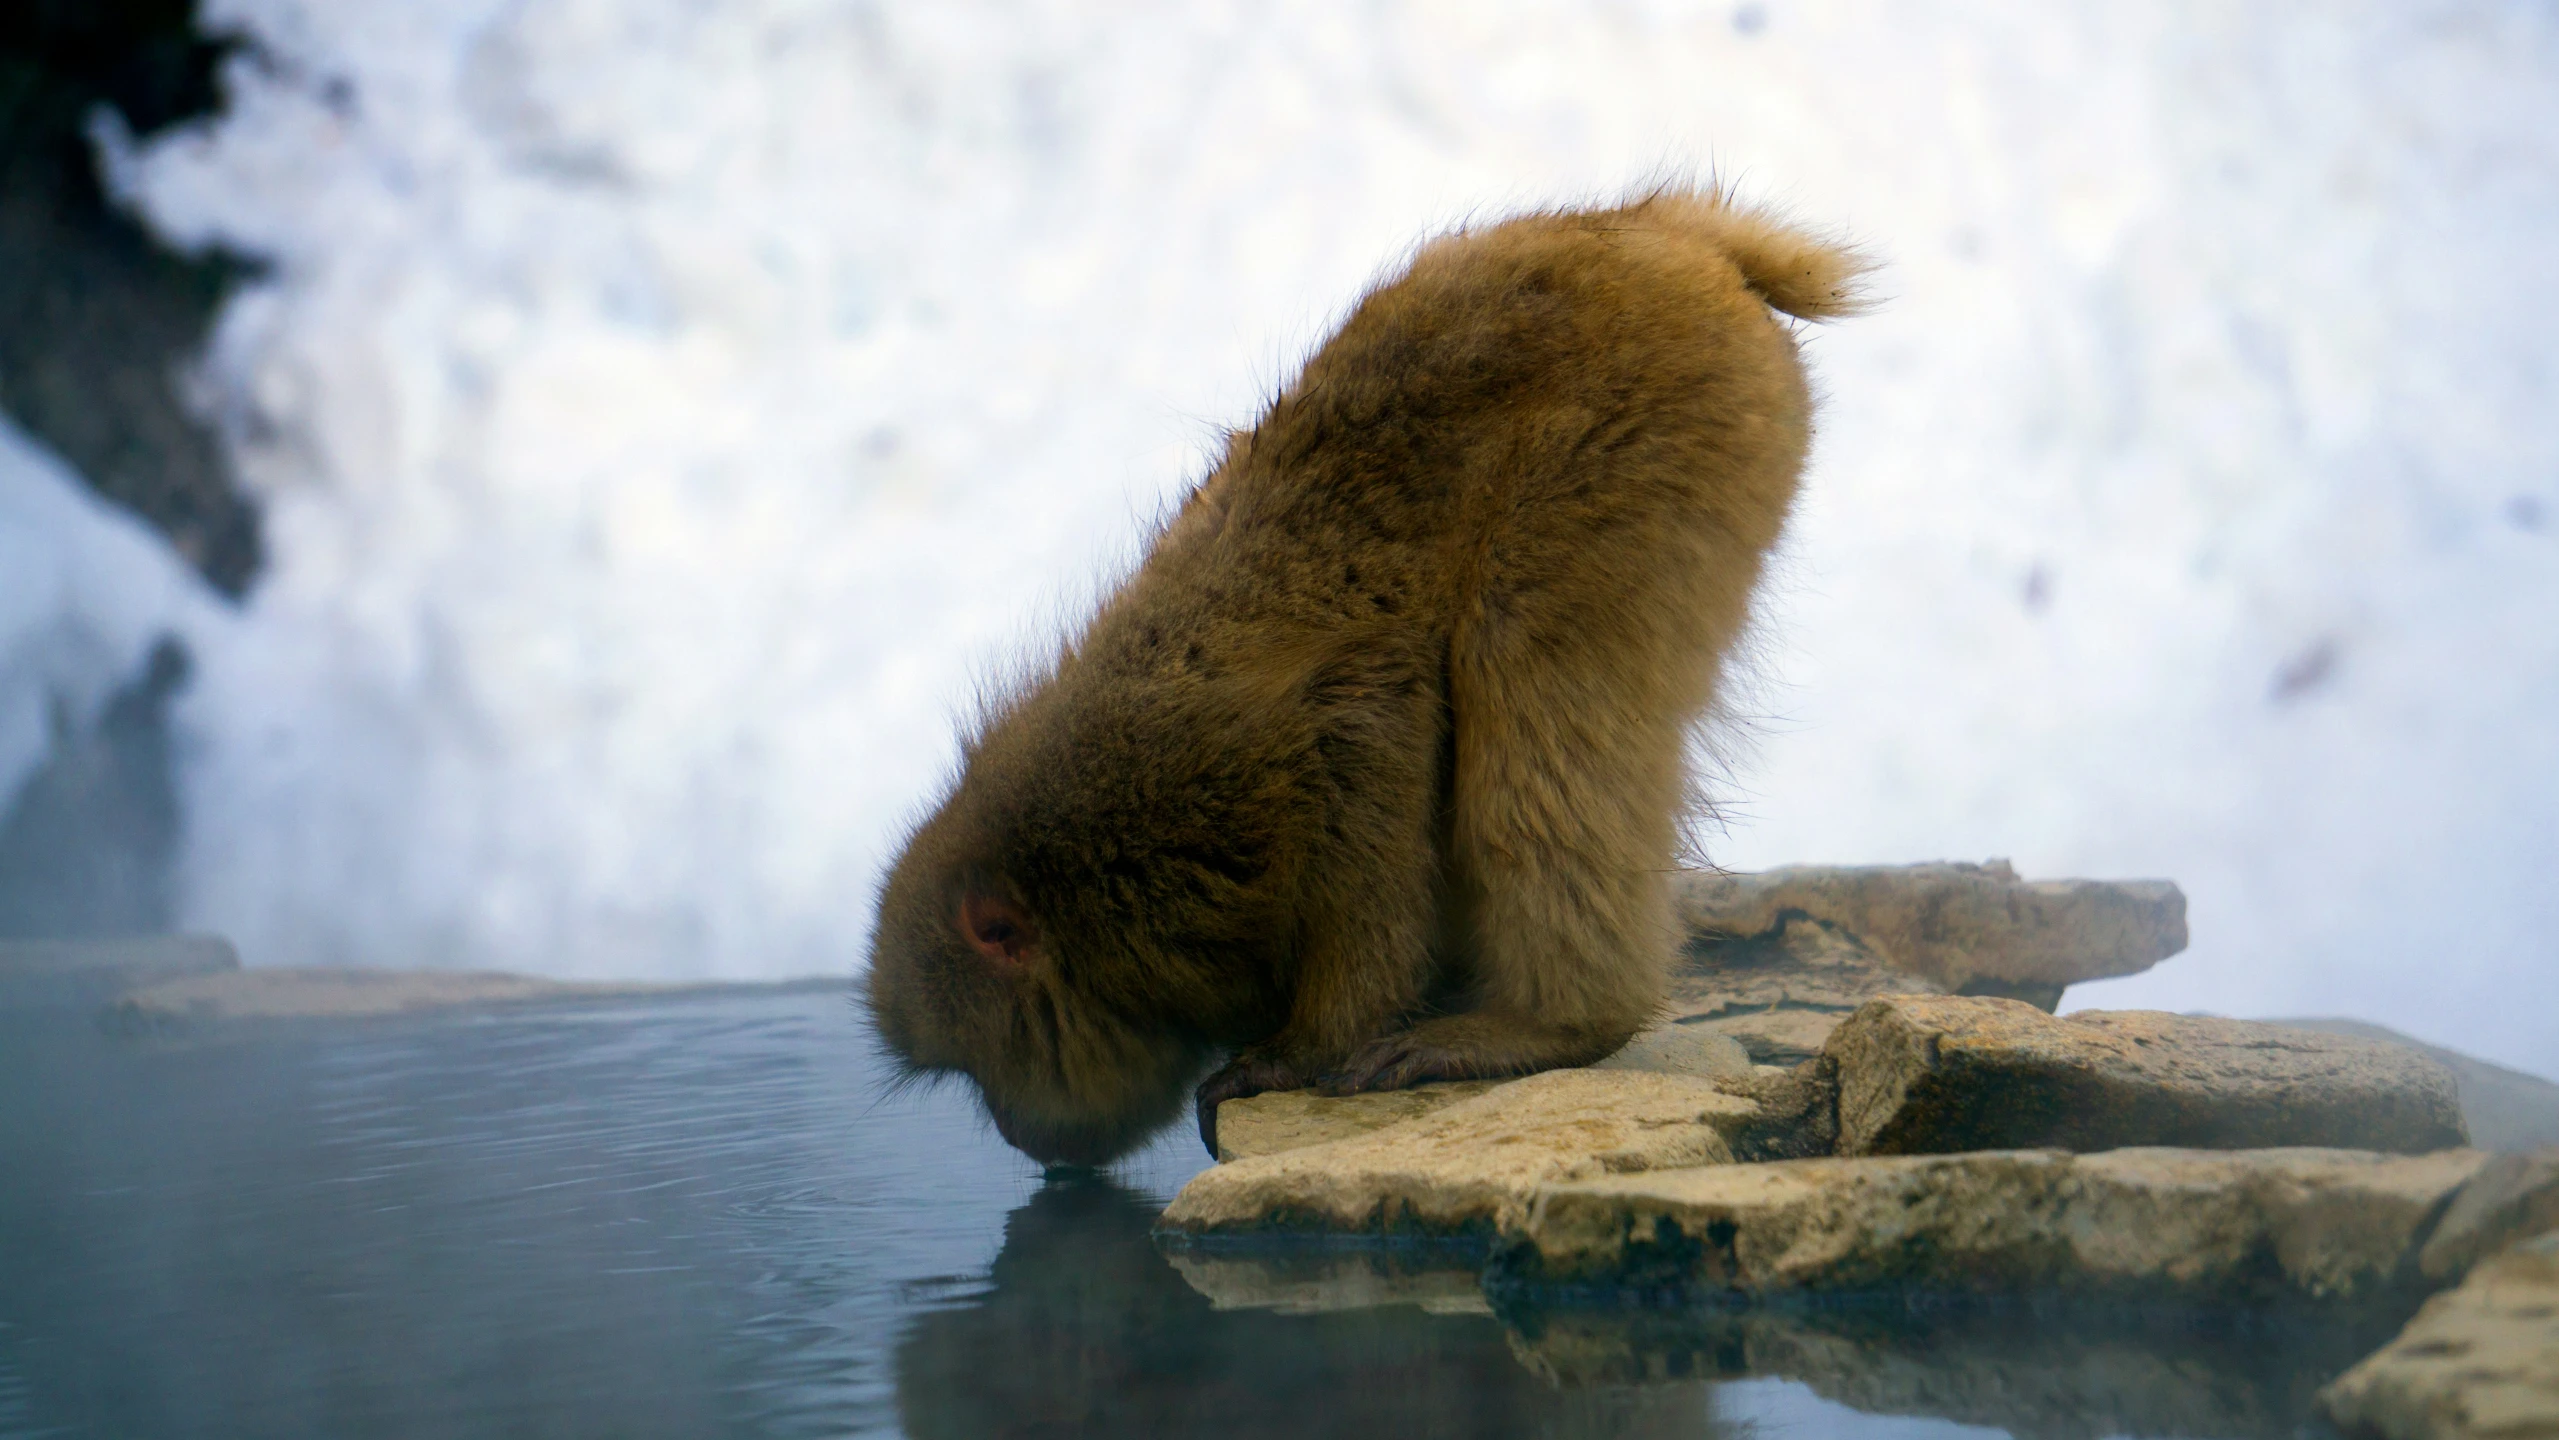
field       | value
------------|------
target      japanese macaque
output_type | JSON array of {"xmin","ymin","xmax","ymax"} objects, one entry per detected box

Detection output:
[{"xmin": 865, "ymin": 188, "xmax": 1867, "ymax": 1166}]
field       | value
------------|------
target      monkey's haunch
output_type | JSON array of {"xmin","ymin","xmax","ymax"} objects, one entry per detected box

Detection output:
[{"xmin": 865, "ymin": 188, "xmax": 1869, "ymax": 1167}]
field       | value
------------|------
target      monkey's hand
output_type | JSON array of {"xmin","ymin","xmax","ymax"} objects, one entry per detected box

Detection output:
[
  {"xmin": 1316, "ymin": 1033, "xmax": 1494, "ymax": 1095},
  {"xmin": 1315, "ymin": 1013, "xmax": 1612, "ymax": 1096},
  {"xmin": 1194, "ymin": 1050, "xmax": 1315, "ymax": 1158}
]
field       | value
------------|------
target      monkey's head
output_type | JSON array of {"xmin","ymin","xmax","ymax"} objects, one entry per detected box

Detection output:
[
  {"xmin": 863, "ymin": 769, "xmax": 1224, "ymax": 1168},
  {"xmin": 865, "ymin": 654, "xmax": 1309, "ymax": 1166}
]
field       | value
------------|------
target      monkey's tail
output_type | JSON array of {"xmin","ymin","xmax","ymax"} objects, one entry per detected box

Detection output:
[{"xmin": 1636, "ymin": 189, "xmax": 1875, "ymax": 321}]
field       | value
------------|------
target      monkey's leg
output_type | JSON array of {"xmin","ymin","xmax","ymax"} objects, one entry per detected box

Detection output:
[{"xmin": 1321, "ymin": 631, "xmax": 1680, "ymax": 1094}]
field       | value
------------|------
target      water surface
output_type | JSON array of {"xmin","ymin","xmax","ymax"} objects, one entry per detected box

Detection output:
[{"xmin": 0, "ymin": 988, "xmax": 2388, "ymax": 1438}]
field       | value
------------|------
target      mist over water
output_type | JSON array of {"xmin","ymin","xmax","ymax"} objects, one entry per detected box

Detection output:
[{"xmin": 28, "ymin": 3, "xmax": 2557, "ymax": 1070}]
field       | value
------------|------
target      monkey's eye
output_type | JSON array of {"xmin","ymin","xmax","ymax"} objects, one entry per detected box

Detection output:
[{"xmin": 958, "ymin": 893, "xmax": 1037, "ymax": 967}]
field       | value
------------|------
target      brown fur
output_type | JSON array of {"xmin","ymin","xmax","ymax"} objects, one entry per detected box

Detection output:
[{"xmin": 865, "ymin": 188, "xmax": 1868, "ymax": 1165}]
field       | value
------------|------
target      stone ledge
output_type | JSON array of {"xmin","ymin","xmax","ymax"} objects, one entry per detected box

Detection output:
[
  {"xmin": 1832, "ymin": 997, "xmax": 2471, "ymax": 1157},
  {"xmin": 1215, "ymin": 1082, "xmax": 1502, "ymax": 1162},
  {"xmin": 2418, "ymin": 1148, "xmax": 2559, "ymax": 1282},
  {"xmin": 1212, "ymin": 1023, "xmax": 1752, "ymax": 1162},
  {"xmin": 1675, "ymin": 860, "xmax": 2188, "ymax": 993},
  {"xmin": 1494, "ymin": 1147, "xmax": 2489, "ymax": 1305},
  {"xmin": 2319, "ymin": 1230, "xmax": 2559, "ymax": 1440},
  {"xmin": 1160, "ymin": 1069, "xmax": 1761, "ymax": 1240}
]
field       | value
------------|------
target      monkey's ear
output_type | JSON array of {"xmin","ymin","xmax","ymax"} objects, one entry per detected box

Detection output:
[{"xmin": 957, "ymin": 892, "xmax": 1039, "ymax": 968}]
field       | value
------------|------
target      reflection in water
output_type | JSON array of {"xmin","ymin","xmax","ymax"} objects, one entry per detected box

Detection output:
[
  {"xmin": 896, "ymin": 1178, "xmax": 1716, "ymax": 1439},
  {"xmin": 1502, "ymin": 1294, "xmax": 2405, "ymax": 1440}
]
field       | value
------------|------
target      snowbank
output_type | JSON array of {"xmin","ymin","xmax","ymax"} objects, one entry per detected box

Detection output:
[{"xmin": 86, "ymin": 0, "xmax": 2557, "ymax": 1073}]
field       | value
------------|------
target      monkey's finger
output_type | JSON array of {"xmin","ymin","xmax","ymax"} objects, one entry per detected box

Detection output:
[{"xmin": 1195, "ymin": 1088, "xmax": 1222, "ymax": 1157}]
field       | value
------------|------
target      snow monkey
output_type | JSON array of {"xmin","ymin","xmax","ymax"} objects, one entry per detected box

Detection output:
[{"xmin": 865, "ymin": 188, "xmax": 1867, "ymax": 1166}]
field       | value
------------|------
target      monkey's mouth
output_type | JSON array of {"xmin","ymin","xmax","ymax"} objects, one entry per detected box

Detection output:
[{"xmin": 985, "ymin": 1101, "xmax": 1130, "ymax": 1169}]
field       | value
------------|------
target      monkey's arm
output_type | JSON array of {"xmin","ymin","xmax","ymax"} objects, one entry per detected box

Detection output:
[{"xmin": 1192, "ymin": 818, "xmax": 1438, "ymax": 1155}]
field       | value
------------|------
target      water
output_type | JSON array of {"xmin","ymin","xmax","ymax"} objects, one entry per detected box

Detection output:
[{"xmin": 0, "ymin": 989, "xmax": 2396, "ymax": 1437}]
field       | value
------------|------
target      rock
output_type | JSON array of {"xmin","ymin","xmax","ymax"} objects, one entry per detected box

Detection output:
[
  {"xmin": 1497, "ymin": 1146, "xmax": 2489, "ymax": 1304},
  {"xmin": 1662, "ymin": 863, "xmax": 2190, "ymax": 1068},
  {"xmin": 1675, "ymin": 860, "xmax": 2188, "ymax": 993},
  {"xmin": 1684, "ymin": 1006, "xmax": 1851, "ymax": 1066},
  {"xmin": 1159, "ymin": 1069, "xmax": 1761, "ymax": 1240},
  {"xmin": 1673, "ymin": 912, "xmax": 1940, "ymax": 1016},
  {"xmin": 2319, "ymin": 1230, "xmax": 2559, "ymax": 1440},
  {"xmin": 1214, "ymin": 1082, "xmax": 1500, "ymax": 1162},
  {"xmin": 1827, "ymin": 996, "xmax": 2469, "ymax": 1157},
  {"xmin": 0, "ymin": 935, "xmax": 239, "ymax": 1010},
  {"xmin": 2419, "ymin": 1149, "xmax": 2559, "ymax": 1282},
  {"xmin": 1210, "ymin": 1021, "xmax": 1753, "ymax": 1162},
  {"xmin": 99, "ymin": 966, "xmax": 787, "ymax": 1031},
  {"xmin": 1710, "ymin": 1059, "xmax": 1841, "ymax": 1161},
  {"xmin": 1593, "ymin": 1023, "xmax": 1752, "ymax": 1078},
  {"xmin": 2275, "ymin": 1018, "xmax": 2559, "ymax": 1154}
]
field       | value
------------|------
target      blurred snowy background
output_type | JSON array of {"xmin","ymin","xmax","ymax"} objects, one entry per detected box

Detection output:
[{"xmin": 3, "ymin": 1, "xmax": 2553, "ymax": 1076}]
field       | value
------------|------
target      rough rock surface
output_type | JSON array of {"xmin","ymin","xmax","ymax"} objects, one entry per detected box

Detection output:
[
  {"xmin": 2419, "ymin": 1148, "xmax": 2559, "ymax": 1282},
  {"xmin": 1829, "ymin": 996, "xmax": 2469, "ymax": 1157},
  {"xmin": 1498, "ymin": 1146, "xmax": 2488, "ymax": 1303},
  {"xmin": 0, "ymin": 935, "xmax": 239, "ymax": 1009},
  {"xmin": 1681, "ymin": 1005, "xmax": 1855, "ymax": 1067},
  {"xmin": 100, "ymin": 966, "xmax": 808, "ymax": 1030},
  {"xmin": 1709, "ymin": 1060, "xmax": 1841, "ymax": 1161},
  {"xmin": 1160, "ymin": 1069, "xmax": 1761, "ymax": 1238},
  {"xmin": 1674, "ymin": 860, "xmax": 2188, "ymax": 993},
  {"xmin": 1215, "ymin": 1082, "xmax": 1501, "ymax": 1162},
  {"xmin": 1594, "ymin": 1024, "xmax": 1752, "ymax": 1079},
  {"xmin": 2279, "ymin": 1018, "xmax": 2559, "ymax": 1154},
  {"xmin": 1211, "ymin": 1022, "xmax": 1751, "ymax": 1162},
  {"xmin": 2320, "ymin": 1230, "xmax": 2559, "ymax": 1440},
  {"xmin": 1668, "ymin": 914, "xmax": 1932, "ymax": 1063}
]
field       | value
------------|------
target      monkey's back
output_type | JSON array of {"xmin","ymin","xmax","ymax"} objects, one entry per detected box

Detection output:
[{"xmin": 1102, "ymin": 191, "xmax": 1856, "ymax": 730}]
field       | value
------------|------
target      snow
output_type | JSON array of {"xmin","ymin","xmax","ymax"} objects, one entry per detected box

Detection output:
[
  {"xmin": 0, "ymin": 418, "xmax": 220, "ymax": 818},
  {"xmin": 59, "ymin": 1, "xmax": 2559, "ymax": 1073}
]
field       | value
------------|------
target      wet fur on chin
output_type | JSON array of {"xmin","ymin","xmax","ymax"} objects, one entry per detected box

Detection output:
[{"xmin": 865, "ymin": 184, "xmax": 1869, "ymax": 1166}]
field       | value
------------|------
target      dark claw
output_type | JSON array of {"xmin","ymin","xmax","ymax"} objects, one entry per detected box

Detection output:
[{"xmin": 1193, "ymin": 1053, "xmax": 1306, "ymax": 1158}]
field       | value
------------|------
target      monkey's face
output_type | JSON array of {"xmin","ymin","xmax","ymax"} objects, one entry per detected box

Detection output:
[{"xmin": 866, "ymin": 841, "xmax": 1209, "ymax": 1168}]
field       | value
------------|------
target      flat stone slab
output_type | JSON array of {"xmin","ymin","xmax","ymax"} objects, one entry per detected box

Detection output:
[
  {"xmin": 1216, "ymin": 1082, "xmax": 1501, "ymax": 1162},
  {"xmin": 2279, "ymin": 1018, "xmax": 2559, "ymax": 1154},
  {"xmin": 101, "ymin": 967, "xmax": 801, "ymax": 1030},
  {"xmin": 1675, "ymin": 860, "xmax": 2187, "ymax": 992},
  {"xmin": 2420, "ymin": 1148, "xmax": 2559, "ymax": 1283},
  {"xmin": 1830, "ymin": 996, "xmax": 2470, "ymax": 1156},
  {"xmin": 1679, "ymin": 1006, "xmax": 1851, "ymax": 1066},
  {"xmin": 1161, "ymin": 1069, "xmax": 1761, "ymax": 1239},
  {"xmin": 1593, "ymin": 1024, "xmax": 1752, "ymax": 1079},
  {"xmin": 2320, "ymin": 1229, "xmax": 2559, "ymax": 1440},
  {"xmin": 1499, "ymin": 1146, "xmax": 2489, "ymax": 1304},
  {"xmin": 1212, "ymin": 1021, "xmax": 1752, "ymax": 1162},
  {"xmin": 1672, "ymin": 912, "xmax": 1943, "ymax": 1020}
]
